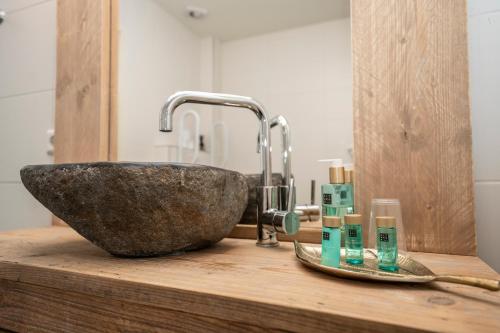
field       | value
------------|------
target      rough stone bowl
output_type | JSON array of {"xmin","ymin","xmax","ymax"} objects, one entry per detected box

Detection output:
[{"xmin": 20, "ymin": 162, "xmax": 248, "ymax": 257}]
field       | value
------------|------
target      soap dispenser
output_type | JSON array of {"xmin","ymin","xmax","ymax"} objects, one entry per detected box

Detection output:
[{"xmin": 319, "ymin": 159, "xmax": 354, "ymax": 243}]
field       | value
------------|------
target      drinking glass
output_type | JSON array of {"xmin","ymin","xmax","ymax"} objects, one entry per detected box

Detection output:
[{"xmin": 368, "ymin": 198, "xmax": 406, "ymax": 251}]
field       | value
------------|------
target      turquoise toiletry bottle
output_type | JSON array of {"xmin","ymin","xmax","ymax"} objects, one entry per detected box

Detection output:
[
  {"xmin": 344, "ymin": 214, "xmax": 364, "ymax": 265},
  {"xmin": 319, "ymin": 159, "xmax": 354, "ymax": 243},
  {"xmin": 376, "ymin": 216, "xmax": 398, "ymax": 271},
  {"xmin": 321, "ymin": 216, "xmax": 341, "ymax": 267}
]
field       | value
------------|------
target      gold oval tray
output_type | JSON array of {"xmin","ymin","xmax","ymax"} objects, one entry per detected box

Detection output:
[{"xmin": 294, "ymin": 241, "xmax": 499, "ymax": 291}]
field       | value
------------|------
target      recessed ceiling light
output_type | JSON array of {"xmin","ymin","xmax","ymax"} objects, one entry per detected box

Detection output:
[{"xmin": 186, "ymin": 6, "xmax": 208, "ymax": 19}]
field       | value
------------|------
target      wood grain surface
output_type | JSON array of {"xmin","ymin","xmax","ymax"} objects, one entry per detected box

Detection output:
[
  {"xmin": 352, "ymin": 0, "xmax": 475, "ymax": 254},
  {"xmin": 0, "ymin": 227, "xmax": 498, "ymax": 333},
  {"xmin": 54, "ymin": 0, "xmax": 112, "ymax": 163}
]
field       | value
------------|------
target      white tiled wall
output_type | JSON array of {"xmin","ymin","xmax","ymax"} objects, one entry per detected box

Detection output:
[
  {"xmin": 0, "ymin": 0, "xmax": 55, "ymax": 230},
  {"xmin": 219, "ymin": 19, "xmax": 352, "ymax": 204},
  {"xmin": 0, "ymin": 91, "xmax": 55, "ymax": 181},
  {"xmin": 0, "ymin": 0, "xmax": 56, "ymax": 98},
  {"xmin": 468, "ymin": 0, "xmax": 500, "ymax": 271},
  {"xmin": 119, "ymin": 0, "xmax": 214, "ymax": 164}
]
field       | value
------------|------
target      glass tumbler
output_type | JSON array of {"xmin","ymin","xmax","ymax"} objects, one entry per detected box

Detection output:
[{"xmin": 368, "ymin": 199, "xmax": 406, "ymax": 251}]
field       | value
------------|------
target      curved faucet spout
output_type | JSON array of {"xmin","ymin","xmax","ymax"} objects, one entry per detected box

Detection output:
[
  {"xmin": 160, "ymin": 91, "xmax": 272, "ymax": 186},
  {"xmin": 258, "ymin": 115, "xmax": 292, "ymax": 187}
]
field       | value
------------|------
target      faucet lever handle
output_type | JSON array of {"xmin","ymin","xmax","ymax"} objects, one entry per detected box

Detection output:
[
  {"xmin": 272, "ymin": 210, "xmax": 300, "ymax": 235},
  {"xmin": 274, "ymin": 177, "xmax": 299, "ymax": 235},
  {"xmin": 258, "ymin": 180, "xmax": 300, "ymax": 240}
]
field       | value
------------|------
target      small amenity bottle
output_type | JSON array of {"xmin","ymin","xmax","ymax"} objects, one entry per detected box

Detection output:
[
  {"xmin": 376, "ymin": 216, "xmax": 398, "ymax": 271},
  {"xmin": 344, "ymin": 214, "xmax": 364, "ymax": 265},
  {"xmin": 321, "ymin": 216, "xmax": 341, "ymax": 268}
]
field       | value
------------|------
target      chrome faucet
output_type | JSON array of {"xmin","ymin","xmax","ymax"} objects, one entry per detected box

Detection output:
[
  {"xmin": 258, "ymin": 115, "xmax": 292, "ymax": 185},
  {"xmin": 258, "ymin": 115, "xmax": 294, "ymax": 211},
  {"xmin": 259, "ymin": 115, "xmax": 319, "ymax": 222},
  {"xmin": 160, "ymin": 91, "xmax": 299, "ymax": 247}
]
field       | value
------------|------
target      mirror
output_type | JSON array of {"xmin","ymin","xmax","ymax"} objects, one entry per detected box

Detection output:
[{"xmin": 118, "ymin": 0, "xmax": 352, "ymax": 229}]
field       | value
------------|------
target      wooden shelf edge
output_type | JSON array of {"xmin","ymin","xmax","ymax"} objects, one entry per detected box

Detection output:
[{"xmin": 228, "ymin": 224, "xmax": 321, "ymax": 244}]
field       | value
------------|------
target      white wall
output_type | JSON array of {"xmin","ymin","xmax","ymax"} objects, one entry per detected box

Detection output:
[
  {"xmin": 0, "ymin": 0, "xmax": 55, "ymax": 231},
  {"xmin": 468, "ymin": 0, "xmax": 500, "ymax": 271},
  {"xmin": 119, "ymin": 0, "xmax": 213, "ymax": 164},
  {"xmin": 219, "ymin": 19, "xmax": 352, "ymax": 204}
]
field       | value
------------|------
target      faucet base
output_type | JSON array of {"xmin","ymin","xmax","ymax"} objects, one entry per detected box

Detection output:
[
  {"xmin": 256, "ymin": 221, "xmax": 279, "ymax": 247},
  {"xmin": 256, "ymin": 232, "xmax": 279, "ymax": 247}
]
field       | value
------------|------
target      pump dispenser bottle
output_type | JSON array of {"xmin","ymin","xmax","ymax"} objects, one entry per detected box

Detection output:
[{"xmin": 319, "ymin": 159, "xmax": 354, "ymax": 243}]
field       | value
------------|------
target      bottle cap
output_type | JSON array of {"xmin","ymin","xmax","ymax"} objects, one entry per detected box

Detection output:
[
  {"xmin": 375, "ymin": 216, "xmax": 396, "ymax": 228},
  {"xmin": 322, "ymin": 216, "xmax": 341, "ymax": 228},
  {"xmin": 318, "ymin": 159, "xmax": 345, "ymax": 184},
  {"xmin": 344, "ymin": 164, "xmax": 354, "ymax": 184},
  {"xmin": 345, "ymin": 214, "xmax": 362, "ymax": 225}
]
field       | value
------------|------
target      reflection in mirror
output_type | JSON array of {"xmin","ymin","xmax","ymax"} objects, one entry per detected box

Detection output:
[{"xmin": 118, "ymin": 0, "xmax": 352, "ymax": 228}]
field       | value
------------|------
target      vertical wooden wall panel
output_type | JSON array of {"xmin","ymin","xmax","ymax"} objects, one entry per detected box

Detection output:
[
  {"xmin": 352, "ymin": 0, "xmax": 476, "ymax": 254},
  {"xmin": 54, "ymin": 0, "xmax": 111, "ymax": 163}
]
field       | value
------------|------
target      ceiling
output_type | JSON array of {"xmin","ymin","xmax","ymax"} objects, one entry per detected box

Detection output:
[{"xmin": 155, "ymin": 0, "xmax": 350, "ymax": 41}]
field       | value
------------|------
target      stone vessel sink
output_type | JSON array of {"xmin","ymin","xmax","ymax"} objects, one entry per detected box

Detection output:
[{"xmin": 20, "ymin": 162, "xmax": 248, "ymax": 257}]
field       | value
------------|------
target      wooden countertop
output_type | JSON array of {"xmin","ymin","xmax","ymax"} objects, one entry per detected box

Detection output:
[{"xmin": 0, "ymin": 227, "xmax": 499, "ymax": 332}]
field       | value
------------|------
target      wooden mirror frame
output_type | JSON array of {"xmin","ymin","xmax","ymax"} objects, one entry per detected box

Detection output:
[{"xmin": 54, "ymin": 0, "xmax": 475, "ymax": 255}]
